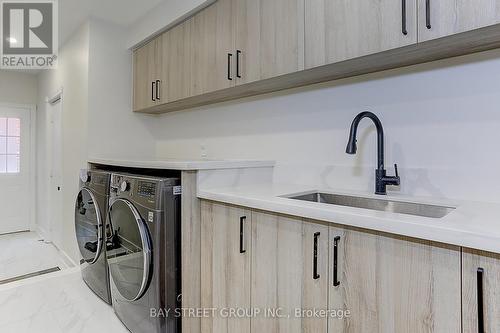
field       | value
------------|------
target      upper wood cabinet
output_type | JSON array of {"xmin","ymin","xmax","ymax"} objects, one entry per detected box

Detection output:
[
  {"xmin": 133, "ymin": 39, "xmax": 162, "ymax": 111},
  {"xmin": 133, "ymin": 0, "xmax": 500, "ymax": 113},
  {"xmin": 233, "ymin": 0, "xmax": 305, "ymax": 84},
  {"xmin": 462, "ymin": 248, "xmax": 500, "ymax": 332},
  {"xmin": 419, "ymin": 0, "xmax": 500, "ymax": 42},
  {"xmin": 328, "ymin": 225, "xmax": 462, "ymax": 332},
  {"xmin": 190, "ymin": 0, "xmax": 235, "ymax": 96},
  {"xmin": 161, "ymin": 20, "xmax": 193, "ymax": 103},
  {"xmin": 305, "ymin": 0, "xmax": 417, "ymax": 68}
]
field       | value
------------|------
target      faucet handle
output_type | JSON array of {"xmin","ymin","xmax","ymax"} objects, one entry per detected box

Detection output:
[{"xmin": 394, "ymin": 164, "xmax": 399, "ymax": 178}]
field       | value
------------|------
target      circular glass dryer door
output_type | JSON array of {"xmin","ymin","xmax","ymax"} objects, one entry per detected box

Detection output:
[
  {"xmin": 75, "ymin": 188, "xmax": 103, "ymax": 264},
  {"xmin": 107, "ymin": 198, "xmax": 152, "ymax": 301}
]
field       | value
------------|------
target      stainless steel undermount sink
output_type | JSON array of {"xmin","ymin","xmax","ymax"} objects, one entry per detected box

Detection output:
[{"xmin": 284, "ymin": 192, "xmax": 455, "ymax": 219}]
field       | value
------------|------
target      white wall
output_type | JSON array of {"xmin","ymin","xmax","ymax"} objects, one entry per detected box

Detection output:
[
  {"xmin": 126, "ymin": 0, "xmax": 215, "ymax": 49},
  {"xmin": 36, "ymin": 23, "xmax": 89, "ymax": 263},
  {"xmin": 87, "ymin": 19, "xmax": 156, "ymax": 160},
  {"xmin": 0, "ymin": 71, "xmax": 37, "ymax": 105},
  {"xmin": 150, "ymin": 50, "xmax": 500, "ymax": 203}
]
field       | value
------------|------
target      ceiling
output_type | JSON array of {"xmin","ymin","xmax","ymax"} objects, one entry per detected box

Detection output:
[
  {"xmin": 59, "ymin": 0, "xmax": 165, "ymax": 45},
  {"xmin": 0, "ymin": 0, "xmax": 166, "ymax": 75}
]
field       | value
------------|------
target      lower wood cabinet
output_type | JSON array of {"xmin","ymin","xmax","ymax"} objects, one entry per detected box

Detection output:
[
  {"xmin": 200, "ymin": 200, "xmax": 252, "ymax": 333},
  {"xmin": 329, "ymin": 226, "xmax": 462, "ymax": 332},
  {"xmin": 462, "ymin": 248, "xmax": 500, "ymax": 333},
  {"xmin": 199, "ymin": 200, "xmax": 464, "ymax": 333},
  {"xmin": 251, "ymin": 211, "xmax": 328, "ymax": 332}
]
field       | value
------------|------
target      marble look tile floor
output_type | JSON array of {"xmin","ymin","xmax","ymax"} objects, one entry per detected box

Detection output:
[
  {"xmin": 0, "ymin": 268, "xmax": 129, "ymax": 333},
  {"xmin": 0, "ymin": 231, "xmax": 72, "ymax": 282}
]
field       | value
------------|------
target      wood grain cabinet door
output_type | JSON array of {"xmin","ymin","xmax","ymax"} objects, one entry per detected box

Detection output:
[
  {"xmin": 250, "ymin": 212, "xmax": 329, "ymax": 333},
  {"xmin": 462, "ymin": 248, "xmax": 500, "ymax": 333},
  {"xmin": 133, "ymin": 39, "xmax": 161, "ymax": 111},
  {"xmin": 328, "ymin": 226, "xmax": 461, "ymax": 333},
  {"xmin": 250, "ymin": 211, "xmax": 304, "ymax": 333},
  {"xmin": 161, "ymin": 21, "xmax": 193, "ymax": 104},
  {"xmin": 305, "ymin": 0, "xmax": 417, "ymax": 68},
  {"xmin": 418, "ymin": 0, "xmax": 500, "ymax": 42},
  {"xmin": 233, "ymin": 0, "xmax": 305, "ymax": 85},
  {"xmin": 200, "ymin": 201, "xmax": 251, "ymax": 333},
  {"xmin": 190, "ymin": 0, "xmax": 235, "ymax": 96}
]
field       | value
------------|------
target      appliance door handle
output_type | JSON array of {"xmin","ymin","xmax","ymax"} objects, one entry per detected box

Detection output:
[
  {"xmin": 240, "ymin": 216, "xmax": 246, "ymax": 254},
  {"xmin": 236, "ymin": 50, "xmax": 242, "ymax": 78},
  {"xmin": 151, "ymin": 81, "xmax": 156, "ymax": 101},
  {"xmin": 156, "ymin": 80, "xmax": 161, "ymax": 101},
  {"xmin": 477, "ymin": 268, "xmax": 484, "ymax": 333},
  {"xmin": 313, "ymin": 232, "xmax": 320, "ymax": 280},
  {"xmin": 401, "ymin": 0, "xmax": 408, "ymax": 35},
  {"xmin": 333, "ymin": 236, "xmax": 341, "ymax": 286},
  {"xmin": 227, "ymin": 53, "xmax": 233, "ymax": 81},
  {"xmin": 426, "ymin": 0, "xmax": 431, "ymax": 29}
]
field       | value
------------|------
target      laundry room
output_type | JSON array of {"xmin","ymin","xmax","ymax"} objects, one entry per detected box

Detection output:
[{"xmin": 1, "ymin": 0, "xmax": 500, "ymax": 332}]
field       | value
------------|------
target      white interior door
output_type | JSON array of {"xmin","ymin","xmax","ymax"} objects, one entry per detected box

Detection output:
[
  {"xmin": 0, "ymin": 105, "xmax": 33, "ymax": 234},
  {"xmin": 48, "ymin": 98, "xmax": 63, "ymax": 248}
]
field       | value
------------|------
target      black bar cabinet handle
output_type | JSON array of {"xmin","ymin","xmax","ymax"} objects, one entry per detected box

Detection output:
[
  {"xmin": 151, "ymin": 81, "xmax": 156, "ymax": 101},
  {"xmin": 313, "ymin": 232, "xmax": 320, "ymax": 280},
  {"xmin": 426, "ymin": 0, "xmax": 431, "ymax": 29},
  {"xmin": 477, "ymin": 268, "xmax": 484, "ymax": 333},
  {"xmin": 239, "ymin": 216, "xmax": 246, "ymax": 254},
  {"xmin": 236, "ymin": 50, "xmax": 242, "ymax": 78},
  {"xmin": 156, "ymin": 80, "xmax": 160, "ymax": 101},
  {"xmin": 333, "ymin": 236, "xmax": 341, "ymax": 286},
  {"xmin": 227, "ymin": 53, "xmax": 233, "ymax": 81},
  {"xmin": 401, "ymin": 0, "xmax": 408, "ymax": 35}
]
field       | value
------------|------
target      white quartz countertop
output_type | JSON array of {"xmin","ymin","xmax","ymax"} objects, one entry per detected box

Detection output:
[
  {"xmin": 88, "ymin": 158, "xmax": 275, "ymax": 171},
  {"xmin": 198, "ymin": 183, "xmax": 500, "ymax": 254}
]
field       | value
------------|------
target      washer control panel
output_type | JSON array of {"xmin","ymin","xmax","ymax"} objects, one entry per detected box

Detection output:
[{"xmin": 137, "ymin": 181, "xmax": 156, "ymax": 198}]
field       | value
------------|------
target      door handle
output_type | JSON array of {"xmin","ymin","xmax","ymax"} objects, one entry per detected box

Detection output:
[
  {"xmin": 236, "ymin": 50, "xmax": 242, "ymax": 78},
  {"xmin": 426, "ymin": 0, "xmax": 431, "ymax": 29},
  {"xmin": 239, "ymin": 216, "xmax": 246, "ymax": 254},
  {"xmin": 156, "ymin": 80, "xmax": 161, "ymax": 101},
  {"xmin": 477, "ymin": 268, "xmax": 484, "ymax": 333},
  {"xmin": 401, "ymin": 0, "xmax": 408, "ymax": 35},
  {"xmin": 227, "ymin": 53, "xmax": 233, "ymax": 81},
  {"xmin": 333, "ymin": 236, "xmax": 341, "ymax": 286},
  {"xmin": 151, "ymin": 81, "xmax": 156, "ymax": 101},
  {"xmin": 313, "ymin": 232, "xmax": 320, "ymax": 280}
]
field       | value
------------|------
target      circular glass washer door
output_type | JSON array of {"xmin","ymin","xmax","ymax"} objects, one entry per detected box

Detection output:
[
  {"xmin": 75, "ymin": 188, "xmax": 103, "ymax": 264},
  {"xmin": 107, "ymin": 198, "xmax": 152, "ymax": 301}
]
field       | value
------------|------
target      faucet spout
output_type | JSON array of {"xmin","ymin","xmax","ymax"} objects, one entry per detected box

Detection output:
[
  {"xmin": 345, "ymin": 111, "xmax": 399, "ymax": 195},
  {"xmin": 346, "ymin": 111, "xmax": 384, "ymax": 170}
]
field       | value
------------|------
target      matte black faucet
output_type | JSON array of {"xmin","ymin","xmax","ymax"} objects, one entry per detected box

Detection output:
[{"xmin": 346, "ymin": 111, "xmax": 400, "ymax": 195}]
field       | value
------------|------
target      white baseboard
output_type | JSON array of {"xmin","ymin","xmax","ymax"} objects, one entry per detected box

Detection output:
[
  {"xmin": 58, "ymin": 247, "xmax": 78, "ymax": 268},
  {"xmin": 34, "ymin": 225, "xmax": 49, "ymax": 240}
]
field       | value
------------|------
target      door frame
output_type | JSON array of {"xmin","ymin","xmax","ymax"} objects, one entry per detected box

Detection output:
[
  {"xmin": 0, "ymin": 103, "xmax": 36, "ymax": 233},
  {"xmin": 45, "ymin": 88, "xmax": 63, "ymax": 246}
]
